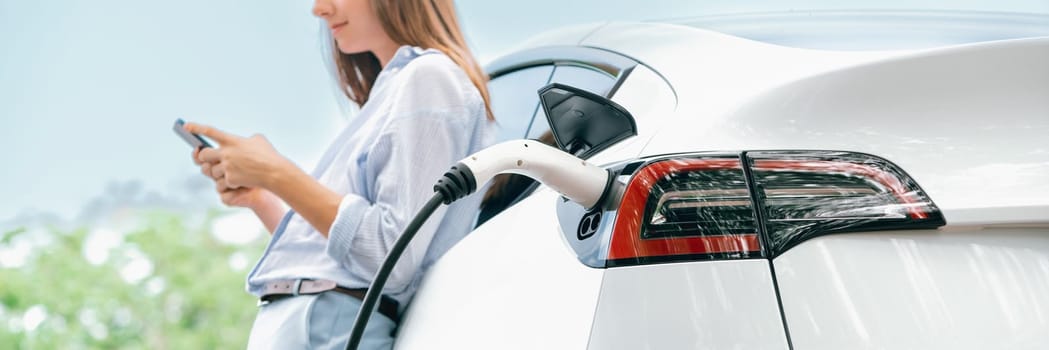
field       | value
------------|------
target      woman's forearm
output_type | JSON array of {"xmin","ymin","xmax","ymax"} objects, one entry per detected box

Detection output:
[
  {"xmin": 264, "ymin": 166, "xmax": 342, "ymax": 238},
  {"xmin": 252, "ymin": 193, "xmax": 288, "ymax": 234}
]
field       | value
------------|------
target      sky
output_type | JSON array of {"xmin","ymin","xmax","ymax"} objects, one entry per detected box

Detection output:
[{"xmin": 2, "ymin": 0, "xmax": 1048, "ymax": 228}]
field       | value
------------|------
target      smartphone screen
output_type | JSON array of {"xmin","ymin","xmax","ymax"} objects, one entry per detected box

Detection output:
[{"xmin": 173, "ymin": 118, "xmax": 213, "ymax": 149}]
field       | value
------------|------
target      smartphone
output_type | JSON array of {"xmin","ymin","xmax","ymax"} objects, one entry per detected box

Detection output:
[{"xmin": 173, "ymin": 118, "xmax": 213, "ymax": 149}]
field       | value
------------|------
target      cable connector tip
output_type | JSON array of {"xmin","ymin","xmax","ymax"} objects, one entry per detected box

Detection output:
[{"xmin": 433, "ymin": 162, "xmax": 477, "ymax": 204}]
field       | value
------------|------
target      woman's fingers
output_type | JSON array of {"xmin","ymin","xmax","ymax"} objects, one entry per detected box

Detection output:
[
  {"xmin": 219, "ymin": 189, "xmax": 238, "ymax": 206},
  {"xmin": 201, "ymin": 162, "xmax": 212, "ymax": 178},
  {"xmin": 191, "ymin": 147, "xmax": 203, "ymax": 165},
  {"xmin": 197, "ymin": 147, "xmax": 222, "ymax": 164},
  {"xmin": 183, "ymin": 122, "xmax": 236, "ymax": 146},
  {"xmin": 215, "ymin": 179, "xmax": 238, "ymax": 192},
  {"xmin": 209, "ymin": 170, "xmax": 240, "ymax": 190},
  {"xmin": 219, "ymin": 186, "xmax": 255, "ymax": 207},
  {"xmin": 219, "ymin": 186, "xmax": 240, "ymax": 206},
  {"xmin": 210, "ymin": 162, "xmax": 226, "ymax": 180}
]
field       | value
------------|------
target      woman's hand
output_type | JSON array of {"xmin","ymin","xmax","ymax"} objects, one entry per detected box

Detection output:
[
  {"xmin": 218, "ymin": 185, "xmax": 275, "ymax": 209},
  {"xmin": 184, "ymin": 123, "xmax": 296, "ymax": 190},
  {"xmin": 191, "ymin": 143, "xmax": 288, "ymax": 234},
  {"xmin": 185, "ymin": 122, "xmax": 342, "ymax": 237},
  {"xmin": 190, "ymin": 147, "xmax": 274, "ymax": 207}
]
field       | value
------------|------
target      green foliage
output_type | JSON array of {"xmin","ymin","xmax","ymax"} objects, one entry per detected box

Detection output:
[
  {"xmin": 2, "ymin": 227, "xmax": 26, "ymax": 245},
  {"xmin": 0, "ymin": 210, "xmax": 267, "ymax": 349}
]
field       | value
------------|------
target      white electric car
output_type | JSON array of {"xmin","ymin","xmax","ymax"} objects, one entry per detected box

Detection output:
[{"xmin": 395, "ymin": 10, "xmax": 1049, "ymax": 349}]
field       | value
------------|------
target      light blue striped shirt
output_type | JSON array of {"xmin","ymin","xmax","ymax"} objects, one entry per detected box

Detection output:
[{"xmin": 246, "ymin": 45, "xmax": 494, "ymax": 309}]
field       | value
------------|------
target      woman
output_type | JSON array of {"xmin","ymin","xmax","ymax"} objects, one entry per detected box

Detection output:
[{"xmin": 184, "ymin": 0, "xmax": 494, "ymax": 348}]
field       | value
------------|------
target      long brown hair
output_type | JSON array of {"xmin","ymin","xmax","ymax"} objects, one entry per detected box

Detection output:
[{"xmin": 330, "ymin": 0, "xmax": 493, "ymax": 120}]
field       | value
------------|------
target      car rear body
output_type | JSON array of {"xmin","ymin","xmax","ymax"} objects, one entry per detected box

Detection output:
[{"xmin": 395, "ymin": 10, "xmax": 1049, "ymax": 349}]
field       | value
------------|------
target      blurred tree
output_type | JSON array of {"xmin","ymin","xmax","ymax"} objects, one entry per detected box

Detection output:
[{"xmin": 0, "ymin": 209, "xmax": 266, "ymax": 349}]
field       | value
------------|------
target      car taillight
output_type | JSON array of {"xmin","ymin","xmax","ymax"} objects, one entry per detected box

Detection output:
[
  {"xmin": 748, "ymin": 151, "xmax": 945, "ymax": 255},
  {"xmin": 599, "ymin": 151, "xmax": 945, "ymax": 267},
  {"xmin": 607, "ymin": 156, "xmax": 764, "ymax": 267}
]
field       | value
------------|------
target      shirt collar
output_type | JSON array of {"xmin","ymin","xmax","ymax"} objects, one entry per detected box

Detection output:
[
  {"xmin": 373, "ymin": 45, "xmax": 437, "ymax": 89},
  {"xmin": 385, "ymin": 45, "xmax": 437, "ymax": 71}
]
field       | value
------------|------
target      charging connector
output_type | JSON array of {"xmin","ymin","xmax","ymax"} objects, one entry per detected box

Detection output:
[
  {"xmin": 437, "ymin": 139, "xmax": 611, "ymax": 209},
  {"xmin": 346, "ymin": 140, "xmax": 611, "ymax": 350}
]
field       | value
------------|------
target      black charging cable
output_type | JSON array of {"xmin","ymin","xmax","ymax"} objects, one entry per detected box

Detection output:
[{"xmin": 345, "ymin": 164, "xmax": 476, "ymax": 350}]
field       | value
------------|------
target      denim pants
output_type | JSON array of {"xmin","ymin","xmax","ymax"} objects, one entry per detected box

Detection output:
[{"xmin": 247, "ymin": 291, "xmax": 397, "ymax": 350}]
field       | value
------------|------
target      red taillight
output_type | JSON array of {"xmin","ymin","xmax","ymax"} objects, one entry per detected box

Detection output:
[
  {"xmin": 751, "ymin": 160, "xmax": 928, "ymax": 220},
  {"xmin": 608, "ymin": 157, "xmax": 762, "ymax": 264},
  {"xmin": 747, "ymin": 151, "xmax": 944, "ymax": 254},
  {"xmin": 600, "ymin": 151, "xmax": 945, "ymax": 267}
]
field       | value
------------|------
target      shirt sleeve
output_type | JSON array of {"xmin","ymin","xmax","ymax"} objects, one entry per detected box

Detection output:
[
  {"xmin": 324, "ymin": 58, "xmax": 481, "ymax": 292},
  {"xmin": 326, "ymin": 110, "xmax": 473, "ymax": 292}
]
